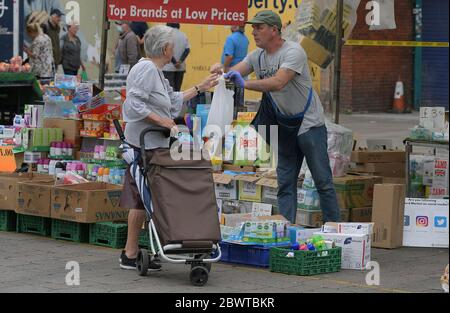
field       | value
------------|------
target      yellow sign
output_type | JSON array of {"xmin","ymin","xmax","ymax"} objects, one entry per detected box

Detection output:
[
  {"xmin": 181, "ymin": 1, "xmax": 322, "ymax": 101},
  {"xmin": 0, "ymin": 146, "xmax": 17, "ymax": 173},
  {"xmin": 345, "ymin": 40, "xmax": 450, "ymax": 48}
]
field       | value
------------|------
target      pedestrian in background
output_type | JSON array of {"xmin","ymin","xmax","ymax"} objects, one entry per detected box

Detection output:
[
  {"xmin": 24, "ymin": 23, "xmax": 54, "ymax": 79},
  {"xmin": 162, "ymin": 23, "xmax": 190, "ymax": 91},
  {"xmin": 60, "ymin": 21, "xmax": 85, "ymax": 76},
  {"xmin": 221, "ymin": 25, "xmax": 249, "ymax": 73},
  {"xmin": 117, "ymin": 21, "xmax": 141, "ymax": 71},
  {"xmin": 41, "ymin": 8, "xmax": 64, "ymax": 71},
  {"xmin": 131, "ymin": 21, "xmax": 149, "ymax": 57}
]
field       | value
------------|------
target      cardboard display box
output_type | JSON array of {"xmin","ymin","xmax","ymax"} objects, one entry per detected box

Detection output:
[
  {"xmin": 256, "ymin": 177, "xmax": 278, "ymax": 206},
  {"xmin": 299, "ymin": 36, "xmax": 333, "ymax": 68},
  {"xmin": 51, "ymin": 182, "xmax": 129, "ymax": 223},
  {"xmin": 333, "ymin": 175, "xmax": 383, "ymax": 209},
  {"xmin": 315, "ymin": 232, "xmax": 371, "ymax": 270},
  {"xmin": 295, "ymin": 209, "xmax": 349, "ymax": 228},
  {"xmin": 349, "ymin": 207, "xmax": 372, "ymax": 223},
  {"xmin": 43, "ymin": 118, "xmax": 82, "ymax": 148},
  {"xmin": 0, "ymin": 173, "xmax": 54, "ymax": 211},
  {"xmin": 16, "ymin": 180, "xmax": 55, "ymax": 217},
  {"xmin": 221, "ymin": 199, "xmax": 253, "ymax": 214},
  {"xmin": 213, "ymin": 173, "xmax": 238, "ymax": 200},
  {"xmin": 351, "ymin": 151, "xmax": 406, "ymax": 163},
  {"xmin": 352, "ymin": 163, "xmax": 406, "ymax": 178},
  {"xmin": 372, "ymin": 184, "xmax": 406, "ymax": 249},
  {"xmin": 221, "ymin": 213, "xmax": 253, "ymax": 227},
  {"xmin": 403, "ymin": 198, "xmax": 449, "ymax": 248},
  {"xmin": 237, "ymin": 175, "xmax": 262, "ymax": 202}
]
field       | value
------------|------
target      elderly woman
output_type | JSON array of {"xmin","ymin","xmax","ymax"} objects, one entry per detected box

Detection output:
[
  {"xmin": 119, "ymin": 25, "xmax": 219, "ymax": 271},
  {"xmin": 24, "ymin": 23, "xmax": 54, "ymax": 79}
]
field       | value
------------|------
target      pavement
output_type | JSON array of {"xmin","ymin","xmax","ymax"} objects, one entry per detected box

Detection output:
[
  {"xmin": 0, "ymin": 231, "xmax": 447, "ymax": 293},
  {"xmin": 0, "ymin": 112, "xmax": 448, "ymax": 294}
]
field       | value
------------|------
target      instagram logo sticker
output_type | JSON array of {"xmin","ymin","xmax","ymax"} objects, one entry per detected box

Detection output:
[{"xmin": 416, "ymin": 216, "xmax": 429, "ymax": 227}]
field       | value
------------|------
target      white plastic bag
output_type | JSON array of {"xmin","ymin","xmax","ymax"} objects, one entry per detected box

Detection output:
[{"xmin": 205, "ymin": 76, "xmax": 234, "ymax": 138}]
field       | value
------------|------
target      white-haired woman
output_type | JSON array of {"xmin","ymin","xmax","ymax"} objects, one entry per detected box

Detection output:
[
  {"xmin": 24, "ymin": 23, "xmax": 54, "ymax": 79},
  {"xmin": 119, "ymin": 25, "xmax": 219, "ymax": 271}
]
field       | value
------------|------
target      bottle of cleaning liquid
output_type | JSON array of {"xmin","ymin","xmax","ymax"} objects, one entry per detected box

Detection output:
[
  {"xmin": 50, "ymin": 142, "xmax": 56, "ymax": 158},
  {"xmin": 97, "ymin": 167, "xmax": 104, "ymax": 182},
  {"xmin": 103, "ymin": 168, "xmax": 110, "ymax": 183},
  {"xmin": 55, "ymin": 162, "xmax": 64, "ymax": 176},
  {"xmin": 37, "ymin": 159, "xmax": 44, "ymax": 173}
]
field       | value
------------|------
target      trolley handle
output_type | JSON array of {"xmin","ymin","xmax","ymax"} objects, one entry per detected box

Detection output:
[
  {"xmin": 139, "ymin": 126, "xmax": 172, "ymax": 169},
  {"xmin": 113, "ymin": 119, "xmax": 126, "ymax": 141}
]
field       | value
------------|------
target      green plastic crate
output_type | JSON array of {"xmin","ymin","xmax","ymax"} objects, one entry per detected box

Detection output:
[
  {"xmin": 51, "ymin": 219, "xmax": 90, "ymax": 243},
  {"xmin": 0, "ymin": 210, "xmax": 17, "ymax": 232},
  {"xmin": 16, "ymin": 214, "xmax": 51, "ymax": 236},
  {"xmin": 89, "ymin": 222, "xmax": 128, "ymax": 249},
  {"xmin": 270, "ymin": 246, "xmax": 342, "ymax": 276}
]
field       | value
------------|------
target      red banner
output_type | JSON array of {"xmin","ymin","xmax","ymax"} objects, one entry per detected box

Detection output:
[{"xmin": 107, "ymin": 0, "xmax": 248, "ymax": 26}]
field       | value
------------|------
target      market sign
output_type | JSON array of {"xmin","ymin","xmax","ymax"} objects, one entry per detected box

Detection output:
[
  {"xmin": 0, "ymin": 146, "xmax": 16, "ymax": 172},
  {"xmin": 107, "ymin": 0, "xmax": 248, "ymax": 25}
]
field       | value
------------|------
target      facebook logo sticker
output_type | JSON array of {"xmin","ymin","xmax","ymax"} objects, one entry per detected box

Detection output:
[{"xmin": 404, "ymin": 216, "xmax": 410, "ymax": 227}]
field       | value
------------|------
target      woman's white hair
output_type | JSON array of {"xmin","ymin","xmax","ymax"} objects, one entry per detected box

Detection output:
[{"xmin": 144, "ymin": 25, "xmax": 174, "ymax": 58}]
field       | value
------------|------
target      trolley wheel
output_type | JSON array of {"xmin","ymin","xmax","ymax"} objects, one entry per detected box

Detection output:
[
  {"xmin": 191, "ymin": 262, "xmax": 212, "ymax": 273},
  {"xmin": 136, "ymin": 249, "xmax": 149, "ymax": 276},
  {"xmin": 189, "ymin": 266, "xmax": 209, "ymax": 287}
]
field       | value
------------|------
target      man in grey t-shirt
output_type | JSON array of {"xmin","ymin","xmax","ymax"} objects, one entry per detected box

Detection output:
[{"xmin": 211, "ymin": 11, "xmax": 340, "ymax": 224}]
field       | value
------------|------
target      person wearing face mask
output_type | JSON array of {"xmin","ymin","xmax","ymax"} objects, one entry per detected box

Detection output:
[
  {"xmin": 118, "ymin": 25, "xmax": 219, "ymax": 271},
  {"xmin": 117, "ymin": 21, "xmax": 141, "ymax": 70}
]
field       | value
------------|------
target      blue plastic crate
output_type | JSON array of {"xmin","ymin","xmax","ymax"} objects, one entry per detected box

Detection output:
[{"xmin": 219, "ymin": 241, "xmax": 271, "ymax": 268}]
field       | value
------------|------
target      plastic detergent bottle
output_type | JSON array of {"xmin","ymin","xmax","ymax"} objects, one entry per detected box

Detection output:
[
  {"xmin": 37, "ymin": 160, "xmax": 44, "ymax": 173},
  {"xmin": 94, "ymin": 145, "xmax": 100, "ymax": 159},
  {"xmin": 97, "ymin": 167, "xmax": 104, "ymax": 182},
  {"xmin": 103, "ymin": 168, "xmax": 110, "ymax": 183},
  {"xmin": 55, "ymin": 162, "xmax": 64, "ymax": 176},
  {"xmin": 48, "ymin": 160, "xmax": 58, "ymax": 175},
  {"xmin": 67, "ymin": 143, "xmax": 73, "ymax": 157},
  {"xmin": 76, "ymin": 164, "xmax": 84, "ymax": 177},
  {"xmin": 61, "ymin": 142, "xmax": 67, "ymax": 157},
  {"xmin": 91, "ymin": 166, "xmax": 99, "ymax": 182},
  {"xmin": 55, "ymin": 142, "xmax": 62, "ymax": 157},
  {"xmin": 43, "ymin": 159, "xmax": 50, "ymax": 173},
  {"xmin": 100, "ymin": 146, "xmax": 106, "ymax": 159},
  {"xmin": 50, "ymin": 142, "xmax": 56, "ymax": 157}
]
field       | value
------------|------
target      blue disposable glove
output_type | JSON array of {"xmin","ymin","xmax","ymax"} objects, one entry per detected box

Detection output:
[{"xmin": 224, "ymin": 70, "xmax": 245, "ymax": 88}]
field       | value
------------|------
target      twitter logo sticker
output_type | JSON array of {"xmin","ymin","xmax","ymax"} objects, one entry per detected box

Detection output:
[{"xmin": 434, "ymin": 216, "xmax": 448, "ymax": 228}]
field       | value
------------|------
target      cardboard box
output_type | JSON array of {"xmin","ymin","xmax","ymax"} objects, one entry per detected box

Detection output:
[
  {"xmin": 16, "ymin": 180, "xmax": 55, "ymax": 217},
  {"xmin": 43, "ymin": 118, "xmax": 82, "ymax": 147},
  {"xmin": 333, "ymin": 175, "xmax": 383, "ymax": 209},
  {"xmin": 256, "ymin": 177, "xmax": 278, "ymax": 206},
  {"xmin": 351, "ymin": 151, "xmax": 406, "ymax": 163},
  {"xmin": 372, "ymin": 184, "xmax": 406, "ymax": 249},
  {"xmin": 299, "ymin": 36, "xmax": 332, "ymax": 68},
  {"xmin": 403, "ymin": 198, "xmax": 449, "ymax": 248},
  {"xmin": 0, "ymin": 173, "xmax": 54, "ymax": 211},
  {"xmin": 221, "ymin": 213, "xmax": 253, "ymax": 227},
  {"xmin": 51, "ymin": 182, "xmax": 129, "ymax": 223},
  {"xmin": 213, "ymin": 173, "xmax": 238, "ymax": 200},
  {"xmin": 289, "ymin": 226, "xmax": 322, "ymax": 244},
  {"xmin": 297, "ymin": 188, "xmax": 321, "ymax": 211},
  {"xmin": 222, "ymin": 164, "xmax": 257, "ymax": 172},
  {"xmin": 349, "ymin": 207, "xmax": 372, "ymax": 223},
  {"xmin": 237, "ymin": 175, "xmax": 262, "ymax": 202},
  {"xmin": 221, "ymin": 199, "xmax": 253, "ymax": 214},
  {"xmin": 296, "ymin": 209, "xmax": 349, "ymax": 228},
  {"xmin": 251, "ymin": 202, "xmax": 272, "ymax": 218},
  {"xmin": 315, "ymin": 232, "xmax": 371, "ymax": 270},
  {"xmin": 382, "ymin": 177, "xmax": 406, "ymax": 185},
  {"xmin": 352, "ymin": 163, "xmax": 406, "ymax": 178}
]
